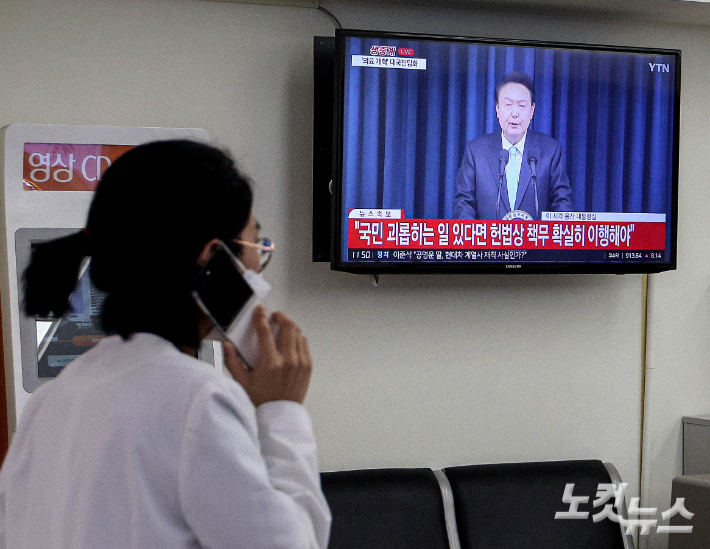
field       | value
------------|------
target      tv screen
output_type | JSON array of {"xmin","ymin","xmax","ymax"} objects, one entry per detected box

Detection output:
[{"xmin": 331, "ymin": 29, "xmax": 680, "ymax": 274}]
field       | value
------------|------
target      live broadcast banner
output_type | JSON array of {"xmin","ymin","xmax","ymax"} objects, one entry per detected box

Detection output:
[{"xmin": 348, "ymin": 219, "xmax": 665, "ymax": 251}]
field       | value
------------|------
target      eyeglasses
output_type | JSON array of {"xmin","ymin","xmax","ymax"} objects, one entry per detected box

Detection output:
[{"xmin": 232, "ymin": 237, "xmax": 275, "ymax": 272}]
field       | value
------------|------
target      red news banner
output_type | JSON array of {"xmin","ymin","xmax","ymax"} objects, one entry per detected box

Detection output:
[{"xmin": 348, "ymin": 213, "xmax": 666, "ymax": 251}]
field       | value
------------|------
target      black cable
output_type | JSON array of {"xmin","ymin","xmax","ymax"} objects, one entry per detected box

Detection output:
[{"xmin": 318, "ymin": 4, "xmax": 342, "ymax": 29}]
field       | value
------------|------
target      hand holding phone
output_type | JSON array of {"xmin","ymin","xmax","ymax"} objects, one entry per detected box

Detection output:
[{"xmin": 223, "ymin": 306, "xmax": 313, "ymax": 406}]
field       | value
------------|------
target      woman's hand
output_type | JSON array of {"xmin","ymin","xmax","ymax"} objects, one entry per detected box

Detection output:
[{"xmin": 223, "ymin": 305, "xmax": 313, "ymax": 406}]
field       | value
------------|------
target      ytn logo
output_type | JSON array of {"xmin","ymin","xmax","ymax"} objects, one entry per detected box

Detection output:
[{"xmin": 649, "ymin": 63, "xmax": 670, "ymax": 73}]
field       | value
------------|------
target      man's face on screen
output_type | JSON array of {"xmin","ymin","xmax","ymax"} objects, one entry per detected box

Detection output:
[{"xmin": 496, "ymin": 82, "xmax": 535, "ymax": 145}]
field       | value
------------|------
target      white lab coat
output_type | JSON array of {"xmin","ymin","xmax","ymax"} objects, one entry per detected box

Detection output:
[{"xmin": 0, "ymin": 333, "xmax": 331, "ymax": 549}]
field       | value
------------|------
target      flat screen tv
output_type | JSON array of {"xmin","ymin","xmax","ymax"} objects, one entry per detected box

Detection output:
[{"xmin": 330, "ymin": 29, "xmax": 680, "ymax": 274}]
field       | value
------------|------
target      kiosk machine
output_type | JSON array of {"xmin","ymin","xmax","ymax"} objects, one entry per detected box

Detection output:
[{"xmin": 0, "ymin": 123, "xmax": 212, "ymax": 439}]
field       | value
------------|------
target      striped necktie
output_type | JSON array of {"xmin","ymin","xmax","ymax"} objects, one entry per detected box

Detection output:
[{"xmin": 506, "ymin": 146, "xmax": 520, "ymax": 211}]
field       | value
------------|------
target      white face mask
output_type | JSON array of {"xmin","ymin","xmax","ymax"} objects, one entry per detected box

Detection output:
[{"xmin": 240, "ymin": 267, "xmax": 272, "ymax": 300}]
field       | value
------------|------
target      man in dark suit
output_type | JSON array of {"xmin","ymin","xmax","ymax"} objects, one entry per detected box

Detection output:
[{"xmin": 453, "ymin": 72, "xmax": 572, "ymax": 220}]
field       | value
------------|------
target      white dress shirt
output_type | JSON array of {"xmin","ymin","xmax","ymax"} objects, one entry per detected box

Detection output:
[
  {"xmin": 0, "ymin": 333, "xmax": 331, "ymax": 549},
  {"xmin": 502, "ymin": 132, "xmax": 527, "ymax": 210}
]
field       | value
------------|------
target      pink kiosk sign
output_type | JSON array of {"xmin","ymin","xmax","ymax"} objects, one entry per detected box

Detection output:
[{"xmin": 23, "ymin": 143, "xmax": 135, "ymax": 191}]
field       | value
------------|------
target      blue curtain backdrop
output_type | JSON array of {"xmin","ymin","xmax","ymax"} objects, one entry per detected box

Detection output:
[{"xmin": 341, "ymin": 37, "xmax": 677, "ymax": 220}]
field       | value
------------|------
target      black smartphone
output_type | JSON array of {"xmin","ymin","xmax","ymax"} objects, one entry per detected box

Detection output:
[{"xmin": 192, "ymin": 242, "xmax": 264, "ymax": 368}]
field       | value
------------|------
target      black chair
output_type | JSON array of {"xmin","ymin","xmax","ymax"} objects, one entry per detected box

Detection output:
[
  {"xmin": 668, "ymin": 474, "xmax": 710, "ymax": 549},
  {"xmin": 443, "ymin": 459, "xmax": 633, "ymax": 549},
  {"xmin": 321, "ymin": 468, "xmax": 451, "ymax": 549}
]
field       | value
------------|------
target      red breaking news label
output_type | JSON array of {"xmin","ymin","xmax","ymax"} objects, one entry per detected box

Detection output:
[{"xmin": 348, "ymin": 219, "xmax": 666, "ymax": 250}]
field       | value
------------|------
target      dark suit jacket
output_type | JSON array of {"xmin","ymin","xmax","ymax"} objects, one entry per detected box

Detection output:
[{"xmin": 453, "ymin": 131, "xmax": 572, "ymax": 220}]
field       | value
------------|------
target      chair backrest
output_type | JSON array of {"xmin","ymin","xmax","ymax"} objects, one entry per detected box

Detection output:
[
  {"xmin": 443, "ymin": 459, "xmax": 626, "ymax": 549},
  {"xmin": 668, "ymin": 474, "xmax": 710, "ymax": 549},
  {"xmin": 321, "ymin": 468, "xmax": 451, "ymax": 549}
]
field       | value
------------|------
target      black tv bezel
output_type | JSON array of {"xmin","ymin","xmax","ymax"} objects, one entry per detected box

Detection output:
[
  {"xmin": 330, "ymin": 28, "xmax": 681, "ymax": 275},
  {"xmin": 313, "ymin": 36, "xmax": 335, "ymax": 263}
]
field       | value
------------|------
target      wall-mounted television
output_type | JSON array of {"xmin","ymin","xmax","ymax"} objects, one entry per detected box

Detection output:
[{"xmin": 329, "ymin": 29, "xmax": 680, "ymax": 274}]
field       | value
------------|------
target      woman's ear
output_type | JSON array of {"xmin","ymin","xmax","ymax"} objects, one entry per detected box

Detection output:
[{"xmin": 196, "ymin": 238, "xmax": 223, "ymax": 268}]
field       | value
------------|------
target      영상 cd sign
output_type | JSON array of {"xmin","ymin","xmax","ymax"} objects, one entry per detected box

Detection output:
[{"xmin": 331, "ymin": 29, "xmax": 680, "ymax": 274}]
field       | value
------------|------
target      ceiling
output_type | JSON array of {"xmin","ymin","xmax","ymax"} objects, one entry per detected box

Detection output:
[{"xmin": 351, "ymin": 0, "xmax": 710, "ymax": 27}]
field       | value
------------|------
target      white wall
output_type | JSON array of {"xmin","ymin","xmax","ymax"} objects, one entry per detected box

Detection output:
[
  {"xmin": 642, "ymin": 34, "xmax": 710, "ymax": 546},
  {"xmin": 0, "ymin": 1, "xmax": 706, "ymax": 548}
]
